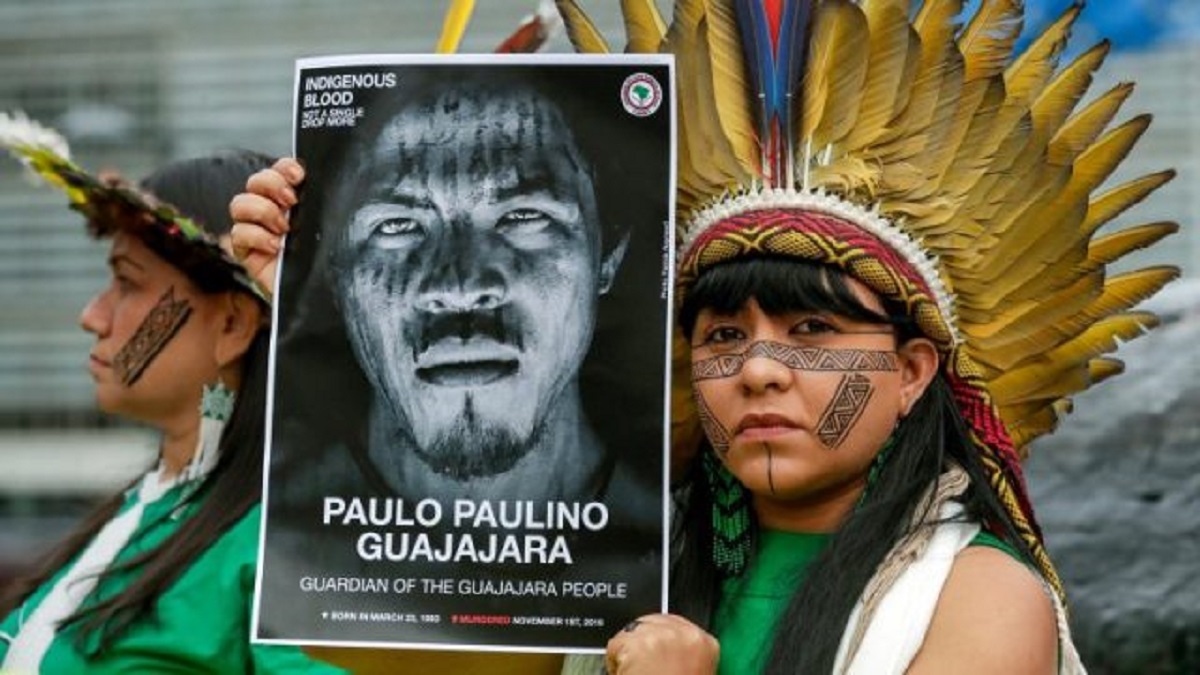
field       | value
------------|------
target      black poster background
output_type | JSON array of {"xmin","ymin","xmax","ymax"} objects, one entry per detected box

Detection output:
[{"xmin": 254, "ymin": 55, "xmax": 673, "ymax": 653}]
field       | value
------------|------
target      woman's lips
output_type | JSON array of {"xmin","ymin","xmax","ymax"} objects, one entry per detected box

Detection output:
[
  {"xmin": 88, "ymin": 354, "xmax": 110, "ymax": 373},
  {"xmin": 735, "ymin": 413, "xmax": 801, "ymax": 441}
]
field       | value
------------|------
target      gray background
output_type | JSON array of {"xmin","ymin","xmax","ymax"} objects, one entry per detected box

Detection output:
[{"xmin": 0, "ymin": 2, "xmax": 1196, "ymax": 672}]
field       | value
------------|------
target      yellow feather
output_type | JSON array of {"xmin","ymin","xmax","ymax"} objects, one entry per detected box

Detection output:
[
  {"xmin": 1048, "ymin": 82, "xmax": 1134, "ymax": 165},
  {"xmin": 989, "ymin": 312, "xmax": 1157, "ymax": 403},
  {"xmin": 965, "ymin": 115, "xmax": 1152, "ymax": 289},
  {"xmin": 555, "ymin": 0, "xmax": 612, "ymax": 54},
  {"xmin": 1087, "ymin": 356, "xmax": 1126, "ymax": 387},
  {"xmin": 982, "ymin": 116, "xmax": 1152, "ymax": 279},
  {"xmin": 435, "ymin": 0, "xmax": 475, "ymax": 54},
  {"xmin": 1004, "ymin": 358, "xmax": 1122, "ymax": 416},
  {"xmin": 958, "ymin": 0, "xmax": 1024, "ymax": 81},
  {"xmin": 1004, "ymin": 2, "xmax": 1080, "ymax": 105},
  {"xmin": 705, "ymin": 0, "xmax": 759, "ymax": 171},
  {"xmin": 914, "ymin": 0, "xmax": 965, "ymax": 48},
  {"xmin": 936, "ymin": 77, "xmax": 1006, "ymax": 199},
  {"xmin": 801, "ymin": 2, "xmax": 835, "ymax": 145},
  {"xmin": 843, "ymin": 0, "xmax": 917, "ymax": 152},
  {"xmin": 667, "ymin": 0, "xmax": 750, "ymax": 199},
  {"xmin": 1006, "ymin": 398, "xmax": 1075, "ymax": 452},
  {"xmin": 961, "ymin": 270, "xmax": 1101, "ymax": 341},
  {"xmin": 917, "ymin": 54, "xmax": 976, "ymax": 192},
  {"xmin": 872, "ymin": 0, "xmax": 961, "ymax": 155},
  {"xmin": 1085, "ymin": 221, "xmax": 1179, "ymax": 268},
  {"xmin": 811, "ymin": 156, "xmax": 882, "ymax": 196},
  {"xmin": 810, "ymin": 1, "xmax": 871, "ymax": 150},
  {"xmin": 621, "ymin": 0, "xmax": 666, "ymax": 52},
  {"xmin": 972, "ymin": 267, "xmax": 1179, "ymax": 370},
  {"xmin": 1030, "ymin": 41, "xmax": 1110, "ymax": 146},
  {"xmin": 892, "ymin": 27, "xmax": 923, "ymax": 129},
  {"xmin": 1004, "ymin": 369, "xmax": 1091, "ymax": 406},
  {"xmin": 1083, "ymin": 170, "xmax": 1175, "ymax": 234}
]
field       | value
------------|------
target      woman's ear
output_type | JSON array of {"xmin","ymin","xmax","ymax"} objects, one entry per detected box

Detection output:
[
  {"xmin": 213, "ymin": 292, "xmax": 264, "ymax": 368},
  {"xmin": 896, "ymin": 337, "xmax": 939, "ymax": 417}
]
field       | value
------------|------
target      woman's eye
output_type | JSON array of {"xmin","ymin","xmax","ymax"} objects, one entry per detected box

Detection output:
[
  {"xmin": 701, "ymin": 326, "xmax": 745, "ymax": 345},
  {"xmin": 791, "ymin": 317, "xmax": 837, "ymax": 335},
  {"xmin": 497, "ymin": 208, "xmax": 551, "ymax": 232},
  {"xmin": 373, "ymin": 217, "xmax": 421, "ymax": 237}
]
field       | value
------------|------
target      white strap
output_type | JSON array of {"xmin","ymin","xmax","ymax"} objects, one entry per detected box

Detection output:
[
  {"xmin": 2, "ymin": 468, "xmax": 176, "ymax": 671},
  {"xmin": 833, "ymin": 503, "xmax": 979, "ymax": 675}
]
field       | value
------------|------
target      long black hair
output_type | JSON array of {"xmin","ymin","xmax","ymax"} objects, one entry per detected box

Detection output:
[
  {"xmin": 673, "ymin": 257, "xmax": 1039, "ymax": 674},
  {"xmin": 0, "ymin": 150, "xmax": 275, "ymax": 653}
]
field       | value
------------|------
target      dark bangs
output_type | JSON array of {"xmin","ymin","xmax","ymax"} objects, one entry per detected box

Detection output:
[{"xmin": 679, "ymin": 257, "xmax": 914, "ymax": 339}]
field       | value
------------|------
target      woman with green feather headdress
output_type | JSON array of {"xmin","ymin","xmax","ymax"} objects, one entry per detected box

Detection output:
[{"xmin": 0, "ymin": 112, "xmax": 346, "ymax": 674}]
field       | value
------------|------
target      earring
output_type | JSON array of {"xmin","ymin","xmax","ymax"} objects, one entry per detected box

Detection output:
[
  {"xmin": 704, "ymin": 450, "xmax": 752, "ymax": 577},
  {"xmin": 184, "ymin": 380, "xmax": 236, "ymax": 482}
]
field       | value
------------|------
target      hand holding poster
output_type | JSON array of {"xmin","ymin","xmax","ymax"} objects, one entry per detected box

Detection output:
[{"xmin": 254, "ymin": 54, "xmax": 674, "ymax": 653}]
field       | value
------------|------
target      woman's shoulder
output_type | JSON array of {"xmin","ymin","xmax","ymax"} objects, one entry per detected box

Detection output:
[{"xmin": 908, "ymin": 544, "xmax": 1057, "ymax": 674}]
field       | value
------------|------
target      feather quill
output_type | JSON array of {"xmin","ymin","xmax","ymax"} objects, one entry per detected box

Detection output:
[
  {"xmin": 806, "ymin": 0, "xmax": 870, "ymax": 151},
  {"xmin": 435, "ymin": 0, "xmax": 476, "ymax": 53}
]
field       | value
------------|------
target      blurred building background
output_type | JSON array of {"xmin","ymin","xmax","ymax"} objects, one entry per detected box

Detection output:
[{"xmin": 0, "ymin": 1, "xmax": 1196, "ymax": 672}]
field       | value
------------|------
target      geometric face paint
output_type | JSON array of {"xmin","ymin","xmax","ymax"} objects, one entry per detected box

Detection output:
[
  {"xmin": 690, "ymin": 340, "xmax": 898, "ymax": 452},
  {"xmin": 690, "ymin": 340, "xmax": 898, "ymax": 381},
  {"xmin": 815, "ymin": 373, "xmax": 875, "ymax": 449},
  {"xmin": 692, "ymin": 384, "xmax": 732, "ymax": 457},
  {"xmin": 111, "ymin": 286, "xmax": 193, "ymax": 386}
]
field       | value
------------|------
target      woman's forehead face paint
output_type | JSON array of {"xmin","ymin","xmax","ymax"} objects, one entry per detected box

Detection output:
[{"xmin": 112, "ymin": 286, "xmax": 193, "ymax": 386}]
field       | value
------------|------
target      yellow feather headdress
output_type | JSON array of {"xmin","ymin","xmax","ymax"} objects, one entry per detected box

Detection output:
[{"xmin": 556, "ymin": 0, "xmax": 1180, "ymax": 602}]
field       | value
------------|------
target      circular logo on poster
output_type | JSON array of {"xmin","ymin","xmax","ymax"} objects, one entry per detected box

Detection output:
[{"xmin": 620, "ymin": 72, "xmax": 663, "ymax": 117}]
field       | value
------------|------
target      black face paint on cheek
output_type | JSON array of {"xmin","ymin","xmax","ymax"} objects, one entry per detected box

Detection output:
[
  {"xmin": 815, "ymin": 373, "xmax": 875, "ymax": 450},
  {"xmin": 692, "ymin": 382, "xmax": 732, "ymax": 457},
  {"xmin": 763, "ymin": 442, "xmax": 776, "ymax": 495},
  {"xmin": 111, "ymin": 286, "xmax": 193, "ymax": 387},
  {"xmin": 691, "ymin": 341, "xmax": 899, "ymax": 380}
]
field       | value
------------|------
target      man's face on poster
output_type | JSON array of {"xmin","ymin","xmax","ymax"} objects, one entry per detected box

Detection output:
[{"xmin": 329, "ymin": 85, "xmax": 621, "ymax": 480}]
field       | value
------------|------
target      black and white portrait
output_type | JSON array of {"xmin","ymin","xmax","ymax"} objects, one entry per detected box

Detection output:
[{"xmin": 255, "ymin": 56, "xmax": 673, "ymax": 652}]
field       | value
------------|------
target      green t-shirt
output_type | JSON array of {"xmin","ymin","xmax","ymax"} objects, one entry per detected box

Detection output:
[
  {"xmin": 0, "ymin": 484, "xmax": 344, "ymax": 675},
  {"xmin": 712, "ymin": 530, "xmax": 831, "ymax": 675},
  {"xmin": 710, "ymin": 529, "xmax": 1026, "ymax": 675}
]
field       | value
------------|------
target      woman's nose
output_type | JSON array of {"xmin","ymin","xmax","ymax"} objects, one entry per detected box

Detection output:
[
  {"xmin": 79, "ymin": 290, "xmax": 111, "ymax": 337},
  {"xmin": 738, "ymin": 342, "xmax": 795, "ymax": 394}
]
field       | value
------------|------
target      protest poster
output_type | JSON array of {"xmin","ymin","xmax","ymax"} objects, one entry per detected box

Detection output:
[{"xmin": 253, "ymin": 54, "xmax": 674, "ymax": 653}]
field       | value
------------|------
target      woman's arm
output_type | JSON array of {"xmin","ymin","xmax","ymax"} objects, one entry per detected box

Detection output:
[{"xmin": 907, "ymin": 546, "xmax": 1058, "ymax": 674}]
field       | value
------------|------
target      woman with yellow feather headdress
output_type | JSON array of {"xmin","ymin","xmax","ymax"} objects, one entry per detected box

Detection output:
[{"xmin": 553, "ymin": 0, "xmax": 1179, "ymax": 673}]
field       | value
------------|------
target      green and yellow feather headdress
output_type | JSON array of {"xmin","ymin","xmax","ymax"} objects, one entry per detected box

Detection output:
[
  {"xmin": 556, "ymin": 0, "xmax": 1180, "ymax": 602},
  {"xmin": 0, "ymin": 111, "xmax": 266, "ymax": 301}
]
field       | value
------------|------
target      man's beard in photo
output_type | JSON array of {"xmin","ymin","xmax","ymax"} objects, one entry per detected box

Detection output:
[{"xmin": 413, "ymin": 393, "xmax": 542, "ymax": 481}]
